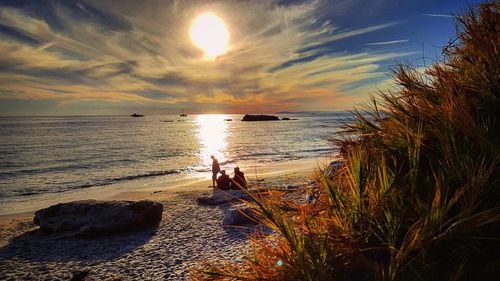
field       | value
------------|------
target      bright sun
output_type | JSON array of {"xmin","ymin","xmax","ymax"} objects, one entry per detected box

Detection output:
[{"xmin": 190, "ymin": 12, "xmax": 230, "ymax": 60}]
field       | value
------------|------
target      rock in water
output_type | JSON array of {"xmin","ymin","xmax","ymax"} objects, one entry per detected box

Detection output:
[
  {"xmin": 33, "ymin": 200, "xmax": 163, "ymax": 237},
  {"xmin": 222, "ymin": 205, "xmax": 257, "ymax": 226},
  {"xmin": 241, "ymin": 114, "xmax": 280, "ymax": 121}
]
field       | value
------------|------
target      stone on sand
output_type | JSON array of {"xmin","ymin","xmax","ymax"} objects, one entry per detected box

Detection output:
[
  {"xmin": 222, "ymin": 205, "xmax": 257, "ymax": 227},
  {"xmin": 323, "ymin": 159, "xmax": 344, "ymax": 177},
  {"xmin": 34, "ymin": 200, "xmax": 163, "ymax": 237},
  {"xmin": 196, "ymin": 189, "xmax": 250, "ymax": 205}
]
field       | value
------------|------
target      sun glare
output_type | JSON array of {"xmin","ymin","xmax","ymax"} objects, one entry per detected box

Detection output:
[
  {"xmin": 190, "ymin": 12, "xmax": 230, "ymax": 60},
  {"xmin": 196, "ymin": 114, "xmax": 229, "ymax": 166}
]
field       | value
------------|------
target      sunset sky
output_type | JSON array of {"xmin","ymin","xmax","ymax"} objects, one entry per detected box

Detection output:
[{"xmin": 0, "ymin": 0, "xmax": 481, "ymax": 116}]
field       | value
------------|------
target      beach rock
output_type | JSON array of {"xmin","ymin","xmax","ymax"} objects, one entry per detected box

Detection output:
[
  {"xmin": 241, "ymin": 114, "xmax": 280, "ymax": 121},
  {"xmin": 33, "ymin": 200, "xmax": 163, "ymax": 237},
  {"xmin": 222, "ymin": 205, "xmax": 257, "ymax": 226},
  {"xmin": 196, "ymin": 189, "xmax": 250, "ymax": 205},
  {"xmin": 69, "ymin": 270, "xmax": 90, "ymax": 281},
  {"xmin": 324, "ymin": 159, "xmax": 345, "ymax": 177}
]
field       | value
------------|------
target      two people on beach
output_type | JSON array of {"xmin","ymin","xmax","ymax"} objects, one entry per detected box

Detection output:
[{"xmin": 210, "ymin": 155, "xmax": 247, "ymax": 190}]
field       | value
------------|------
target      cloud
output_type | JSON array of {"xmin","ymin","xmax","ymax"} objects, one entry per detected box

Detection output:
[
  {"xmin": 0, "ymin": 0, "xmax": 415, "ymax": 114},
  {"xmin": 366, "ymin": 39, "xmax": 409, "ymax": 46},
  {"xmin": 422, "ymin": 13, "xmax": 453, "ymax": 18}
]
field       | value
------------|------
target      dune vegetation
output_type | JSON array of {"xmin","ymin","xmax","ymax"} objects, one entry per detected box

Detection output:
[{"xmin": 193, "ymin": 2, "xmax": 499, "ymax": 281}]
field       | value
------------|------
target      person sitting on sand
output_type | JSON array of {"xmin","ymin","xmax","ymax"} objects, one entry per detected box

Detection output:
[
  {"xmin": 231, "ymin": 167, "xmax": 247, "ymax": 189},
  {"xmin": 211, "ymin": 155, "xmax": 220, "ymax": 187},
  {"xmin": 216, "ymin": 170, "xmax": 231, "ymax": 190}
]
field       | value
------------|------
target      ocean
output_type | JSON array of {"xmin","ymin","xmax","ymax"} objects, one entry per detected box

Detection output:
[{"xmin": 0, "ymin": 113, "xmax": 352, "ymax": 208}]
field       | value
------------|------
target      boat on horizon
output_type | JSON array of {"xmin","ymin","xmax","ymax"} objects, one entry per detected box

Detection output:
[
  {"xmin": 131, "ymin": 113, "xmax": 144, "ymax": 117},
  {"xmin": 180, "ymin": 109, "xmax": 187, "ymax": 117}
]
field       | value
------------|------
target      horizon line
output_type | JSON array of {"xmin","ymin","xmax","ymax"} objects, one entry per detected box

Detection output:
[{"xmin": 0, "ymin": 110, "xmax": 351, "ymax": 118}]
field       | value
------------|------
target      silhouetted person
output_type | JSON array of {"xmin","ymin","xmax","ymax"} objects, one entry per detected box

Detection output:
[
  {"xmin": 217, "ymin": 170, "xmax": 231, "ymax": 190},
  {"xmin": 231, "ymin": 167, "xmax": 247, "ymax": 189},
  {"xmin": 211, "ymin": 155, "xmax": 220, "ymax": 187}
]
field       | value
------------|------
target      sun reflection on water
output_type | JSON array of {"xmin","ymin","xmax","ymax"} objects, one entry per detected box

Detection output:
[{"xmin": 196, "ymin": 114, "xmax": 228, "ymax": 166}]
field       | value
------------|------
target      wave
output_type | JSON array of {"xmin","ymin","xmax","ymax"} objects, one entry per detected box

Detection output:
[
  {"xmin": 0, "ymin": 158, "xmax": 141, "ymax": 178},
  {"xmin": 237, "ymin": 148, "xmax": 334, "ymax": 159},
  {"xmin": 19, "ymin": 191, "xmax": 38, "ymax": 197},
  {"xmin": 188, "ymin": 159, "xmax": 237, "ymax": 172},
  {"xmin": 297, "ymin": 147, "xmax": 336, "ymax": 154},
  {"xmin": 72, "ymin": 169, "xmax": 184, "ymax": 189},
  {"xmin": 238, "ymin": 152, "xmax": 278, "ymax": 158},
  {"xmin": 191, "ymin": 167, "xmax": 211, "ymax": 172},
  {"xmin": 0, "ymin": 163, "xmax": 94, "ymax": 178},
  {"xmin": 5, "ymin": 169, "xmax": 184, "ymax": 198},
  {"xmin": 114, "ymin": 170, "xmax": 182, "ymax": 181},
  {"xmin": 219, "ymin": 159, "xmax": 237, "ymax": 165}
]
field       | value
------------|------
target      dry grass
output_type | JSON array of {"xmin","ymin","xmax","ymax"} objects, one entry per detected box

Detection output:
[{"xmin": 192, "ymin": 2, "xmax": 500, "ymax": 280}]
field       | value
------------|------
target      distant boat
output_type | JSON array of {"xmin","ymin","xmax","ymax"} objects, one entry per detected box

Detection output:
[
  {"xmin": 180, "ymin": 109, "xmax": 187, "ymax": 117},
  {"xmin": 224, "ymin": 118, "xmax": 232, "ymax": 121},
  {"xmin": 131, "ymin": 113, "xmax": 144, "ymax": 117}
]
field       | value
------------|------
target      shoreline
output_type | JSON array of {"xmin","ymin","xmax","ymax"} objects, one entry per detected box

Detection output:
[
  {"xmin": 0, "ymin": 157, "xmax": 330, "ymax": 235},
  {"xmin": 0, "ymin": 157, "xmax": 329, "ymax": 218},
  {"xmin": 0, "ymin": 157, "xmax": 325, "ymax": 280}
]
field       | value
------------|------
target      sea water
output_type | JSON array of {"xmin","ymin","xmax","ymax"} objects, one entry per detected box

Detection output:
[{"xmin": 0, "ymin": 113, "xmax": 353, "ymax": 206}]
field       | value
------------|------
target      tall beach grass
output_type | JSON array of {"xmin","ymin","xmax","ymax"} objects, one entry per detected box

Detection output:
[{"xmin": 193, "ymin": 2, "xmax": 500, "ymax": 280}]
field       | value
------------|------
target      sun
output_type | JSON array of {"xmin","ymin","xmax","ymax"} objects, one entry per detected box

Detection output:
[{"xmin": 190, "ymin": 12, "xmax": 230, "ymax": 60}]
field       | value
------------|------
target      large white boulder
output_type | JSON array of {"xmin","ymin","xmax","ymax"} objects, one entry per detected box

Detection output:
[{"xmin": 33, "ymin": 200, "xmax": 163, "ymax": 237}]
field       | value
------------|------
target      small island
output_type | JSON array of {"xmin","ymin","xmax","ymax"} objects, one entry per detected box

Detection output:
[{"xmin": 241, "ymin": 114, "xmax": 280, "ymax": 121}]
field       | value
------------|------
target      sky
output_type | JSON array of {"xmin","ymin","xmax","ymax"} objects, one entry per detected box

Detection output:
[{"xmin": 0, "ymin": 0, "xmax": 483, "ymax": 116}]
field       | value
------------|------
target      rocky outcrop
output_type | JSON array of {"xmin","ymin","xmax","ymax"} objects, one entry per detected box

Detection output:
[
  {"xmin": 33, "ymin": 200, "xmax": 163, "ymax": 237},
  {"xmin": 241, "ymin": 114, "xmax": 280, "ymax": 121},
  {"xmin": 222, "ymin": 205, "xmax": 258, "ymax": 226}
]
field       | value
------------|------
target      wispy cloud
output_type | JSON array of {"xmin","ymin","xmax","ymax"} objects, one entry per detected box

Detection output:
[
  {"xmin": 422, "ymin": 13, "xmax": 453, "ymax": 18},
  {"xmin": 366, "ymin": 39, "xmax": 409, "ymax": 46},
  {"xmin": 0, "ymin": 0, "xmax": 417, "ymax": 114}
]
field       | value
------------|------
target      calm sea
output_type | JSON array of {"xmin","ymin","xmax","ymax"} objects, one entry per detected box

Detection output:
[{"xmin": 0, "ymin": 113, "xmax": 352, "ymax": 205}]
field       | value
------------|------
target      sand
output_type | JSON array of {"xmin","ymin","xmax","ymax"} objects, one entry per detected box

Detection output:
[{"xmin": 0, "ymin": 157, "xmax": 325, "ymax": 280}]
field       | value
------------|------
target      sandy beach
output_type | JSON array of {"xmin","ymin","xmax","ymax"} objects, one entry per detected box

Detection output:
[
  {"xmin": 0, "ymin": 157, "xmax": 324, "ymax": 280},
  {"xmin": 1, "ymin": 1, "xmax": 497, "ymax": 280}
]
